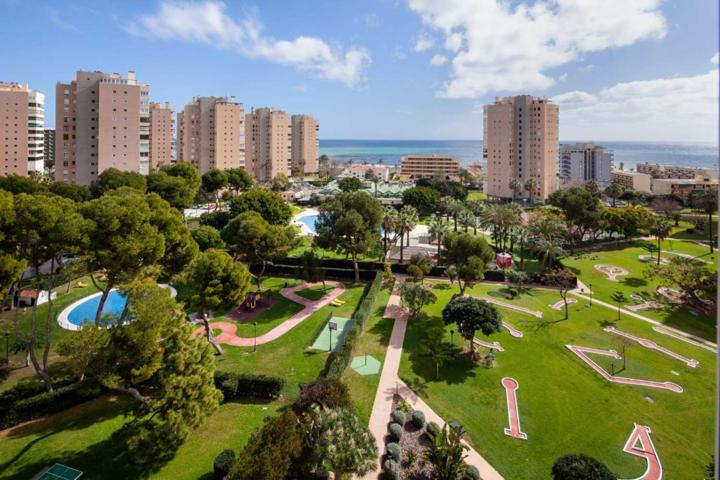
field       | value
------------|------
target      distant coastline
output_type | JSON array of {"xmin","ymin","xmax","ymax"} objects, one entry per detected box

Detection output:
[{"xmin": 320, "ymin": 139, "xmax": 719, "ymax": 171}]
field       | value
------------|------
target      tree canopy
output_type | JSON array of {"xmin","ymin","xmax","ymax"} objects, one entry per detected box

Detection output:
[
  {"xmin": 338, "ymin": 176, "xmax": 364, "ymax": 192},
  {"xmin": 400, "ymin": 280, "xmax": 437, "ymax": 319},
  {"xmin": 226, "ymin": 167, "xmax": 253, "ymax": 193},
  {"xmin": 228, "ymin": 187, "xmax": 292, "ymax": 225},
  {"xmin": 191, "ymin": 225, "xmax": 226, "ymax": 251},
  {"xmin": 89, "ymin": 168, "xmax": 147, "ymax": 197},
  {"xmin": 441, "ymin": 232, "xmax": 494, "ymax": 295},
  {"xmin": 551, "ymin": 454, "xmax": 616, "ymax": 480},
  {"xmin": 442, "ymin": 296, "xmax": 502, "ymax": 358},
  {"xmin": 401, "ymin": 186, "xmax": 440, "ymax": 216}
]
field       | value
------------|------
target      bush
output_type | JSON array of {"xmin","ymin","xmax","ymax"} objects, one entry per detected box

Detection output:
[
  {"xmin": 391, "ymin": 409, "xmax": 406, "ymax": 425},
  {"xmin": 383, "ymin": 459, "xmax": 399, "ymax": 480},
  {"xmin": 426, "ymin": 421, "xmax": 441, "ymax": 439},
  {"xmin": 463, "ymin": 465, "xmax": 481, "ymax": 480},
  {"xmin": 323, "ymin": 271, "xmax": 383, "ymax": 378},
  {"xmin": 411, "ymin": 410, "xmax": 426, "ymax": 428},
  {"xmin": 214, "ymin": 371, "xmax": 239, "ymax": 401},
  {"xmin": 386, "ymin": 442, "xmax": 402, "ymax": 461},
  {"xmin": 213, "ymin": 449, "xmax": 235, "ymax": 480},
  {"xmin": 551, "ymin": 454, "xmax": 617, "ymax": 480},
  {"xmin": 295, "ymin": 377, "xmax": 350, "ymax": 412},
  {"xmin": 388, "ymin": 422, "xmax": 404, "ymax": 441}
]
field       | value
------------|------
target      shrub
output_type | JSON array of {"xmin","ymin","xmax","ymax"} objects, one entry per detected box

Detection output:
[
  {"xmin": 236, "ymin": 374, "xmax": 284, "ymax": 399},
  {"xmin": 426, "ymin": 421, "xmax": 441, "ymax": 439},
  {"xmin": 214, "ymin": 371, "xmax": 239, "ymax": 401},
  {"xmin": 386, "ymin": 442, "xmax": 402, "ymax": 461},
  {"xmin": 391, "ymin": 409, "xmax": 406, "ymax": 425},
  {"xmin": 463, "ymin": 465, "xmax": 481, "ymax": 480},
  {"xmin": 388, "ymin": 422, "xmax": 404, "ymax": 441},
  {"xmin": 295, "ymin": 377, "xmax": 351, "ymax": 412},
  {"xmin": 411, "ymin": 410, "xmax": 426, "ymax": 428},
  {"xmin": 551, "ymin": 454, "xmax": 617, "ymax": 480},
  {"xmin": 213, "ymin": 449, "xmax": 235, "ymax": 480},
  {"xmin": 383, "ymin": 459, "xmax": 399, "ymax": 480}
]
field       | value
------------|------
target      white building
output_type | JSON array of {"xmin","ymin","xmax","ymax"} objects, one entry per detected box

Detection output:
[{"xmin": 560, "ymin": 143, "xmax": 613, "ymax": 188}]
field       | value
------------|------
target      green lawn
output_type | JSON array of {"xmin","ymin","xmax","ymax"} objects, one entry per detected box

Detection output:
[
  {"xmin": 398, "ymin": 281, "xmax": 716, "ymax": 480},
  {"xmin": 295, "ymin": 284, "xmax": 333, "ymax": 302},
  {"xmin": 467, "ymin": 191, "xmax": 487, "ymax": 201},
  {"xmin": 561, "ymin": 240, "xmax": 716, "ymax": 340},
  {"xmin": 340, "ymin": 286, "xmax": 394, "ymax": 424},
  {"xmin": 670, "ymin": 219, "xmax": 716, "ymax": 242},
  {"xmin": 287, "ymin": 236, "xmax": 383, "ymax": 261}
]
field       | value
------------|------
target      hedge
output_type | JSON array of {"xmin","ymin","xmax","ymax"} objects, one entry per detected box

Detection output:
[
  {"xmin": 213, "ymin": 449, "xmax": 235, "ymax": 480},
  {"xmin": 214, "ymin": 372, "xmax": 284, "ymax": 400},
  {"xmin": 0, "ymin": 380, "xmax": 104, "ymax": 430},
  {"xmin": 323, "ymin": 271, "xmax": 383, "ymax": 378}
]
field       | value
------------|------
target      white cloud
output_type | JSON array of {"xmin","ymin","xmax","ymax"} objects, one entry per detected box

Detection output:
[
  {"xmin": 407, "ymin": 0, "xmax": 666, "ymax": 98},
  {"xmin": 554, "ymin": 68, "xmax": 719, "ymax": 142},
  {"xmin": 578, "ymin": 63, "xmax": 595, "ymax": 73},
  {"xmin": 430, "ymin": 54, "xmax": 447, "ymax": 66},
  {"xmin": 126, "ymin": 1, "xmax": 371, "ymax": 88},
  {"xmin": 414, "ymin": 31, "xmax": 435, "ymax": 52},
  {"xmin": 712, "ymin": 52, "xmax": 719, "ymax": 65},
  {"xmin": 558, "ymin": 73, "xmax": 568, "ymax": 82}
]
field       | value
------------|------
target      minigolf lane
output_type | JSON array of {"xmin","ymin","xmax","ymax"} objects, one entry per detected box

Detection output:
[
  {"xmin": 622, "ymin": 424, "xmax": 663, "ymax": 480},
  {"xmin": 194, "ymin": 281, "xmax": 346, "ymax": 347},
  {"xmin": 501, "ymin": 377, "xmax": 527, "ymax": 440},
  {"xmin": 604, "ymin": 326, "xmax": 699, "ymax": 368}
]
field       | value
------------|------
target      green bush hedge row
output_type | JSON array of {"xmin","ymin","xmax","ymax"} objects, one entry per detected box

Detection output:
[
  {"xmin": 213, "ymin": 372, "xmax": 285, "ymax": 400},
  {"xmin": 0, "ymin": 380, "xmax": 104, "ymax": 430},
  {"xmin": 323, "ymin": 271, "xmax": 383, "ymax": 378}
]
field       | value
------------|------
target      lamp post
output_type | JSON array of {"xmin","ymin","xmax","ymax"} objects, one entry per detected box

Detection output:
[
  {"xmin": 589, "ymin": 283, "xmax": 593, "ymax": 306},
  {"xmin": 253, "ymin": 321, "xmax": 257, "ymax": 352}
]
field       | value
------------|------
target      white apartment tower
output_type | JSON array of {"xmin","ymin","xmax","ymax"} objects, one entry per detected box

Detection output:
[{"xmin": 0, "ymin": 82, "xmax": 45, "ymax": 176}]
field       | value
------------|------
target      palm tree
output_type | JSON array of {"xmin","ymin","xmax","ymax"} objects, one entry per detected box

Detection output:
[
  {"xmin": 509, "ymin": 178, "xmax": 522, "ymax": 203},
  {"xmin": 523, "ymin": 178, "xmax": 537, "ymax": 204},
  {"xmin": 423, "ymin": 423, "xmax": 469, "ymax": 479},
  {"xmin": 382, "ymin": 207, "xmax": 398, "ymax": 259},
  {"xmin": 428, "ymin": 215, "xmax": 448, "ymax": 264},
  {"xmin": 397, "ymin": 205, "xmax": 418, "ymax": 263},
  {"xmin": 458, "ymin": 208, "xmax": 475, "ymax": 233},
  {"xmin": 448, "ymin": 199, "xmax": 464, "ymax": 232},
  {"xmin": 466, "ymin": 199, "xmax": 485, "ymax": 235},
  {"xmin": 439, "ymin": 196, "xmax": 455, "ymax": 222},
  {"xmin": 651, "ymin": 219, "xmax": 672, "ymax": 265},
  {"xmin": 604, "ymin": 182, "xmax": 625, "ymax": 207}
]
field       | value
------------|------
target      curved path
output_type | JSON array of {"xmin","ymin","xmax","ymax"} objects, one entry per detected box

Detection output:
[{"xmin": 194, "ymin": 281, "xmax": 346, "ymax": 348}]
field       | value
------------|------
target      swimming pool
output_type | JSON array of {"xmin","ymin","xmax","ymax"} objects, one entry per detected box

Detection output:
[
  {"xmin": 298, "ymin": 214, "xmax": 319, "ymax": 234},
  {"xmin": 57, "ymin": 285, "xmax": 177, "ymax": 331}
]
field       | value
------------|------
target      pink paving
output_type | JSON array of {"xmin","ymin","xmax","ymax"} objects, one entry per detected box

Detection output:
[
  {"xmin": 549, "ymin": 298, "xmax": 577, "ymax": 310},
  {"xmin": 603, "ymin": 326, "xmax": 699, "ymax": 368},
  {"xmin": 622, "ymin": 424, "xmax": 663, "ymax": 480},
  {"xmin": 502, "ymin": 321, "xmax": 523, "ymax": 338},
  {"xmin": 473, "ymin": 337, "xmax": 504, "ymax": 352},
  {"xmin": 478, "ymin": 296, "xmax": 543, "ymax": 318},
  {"xmin": 223, "ymin": 295, "xmax": 277, "ymax": 323},
  {"xmin": 652, "ymin": 326, "xmax": 718, "ymax": 353},
  {"xmin": 565, "ymin": 345, "xmax": 683, "ymax": 393},
  {"xmin": 193, "ymin": 281, "xmax": 345, "ymax": 347},
  {"xmin": 501, "ymin": 377, "xmax": 527, "ymax": 440}
]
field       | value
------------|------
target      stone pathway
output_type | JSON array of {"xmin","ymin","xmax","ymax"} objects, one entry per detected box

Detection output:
[
  {"xmin": 363, "ymin": 278, "xmax": 504, "ymax": 480},
  {"xmin": 194, "ymin": 281, "xmax": 346, "ymax": 348}
]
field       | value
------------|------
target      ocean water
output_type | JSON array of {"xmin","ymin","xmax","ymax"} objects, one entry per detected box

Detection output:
[{"xmin": 320, "ymin": 139, "xmax": 719, "ymax": 171}]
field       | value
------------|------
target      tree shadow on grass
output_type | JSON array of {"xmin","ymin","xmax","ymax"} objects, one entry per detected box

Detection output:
[
  {"xmin": 622, "ymin": 277, "xmax": 648, "ymax": 288},
  {"xmin": 431, "ymin": 283, "xmax": 451, "ymax": 290},
  {"xmin": 367, "ymin": 315, "xmax": 394, "ymax": 348}
]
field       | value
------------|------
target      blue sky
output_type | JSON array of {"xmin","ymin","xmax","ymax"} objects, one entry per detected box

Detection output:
[{"xmin": 1, "ymin": 0, "xmax": 717, "ymax": 142}]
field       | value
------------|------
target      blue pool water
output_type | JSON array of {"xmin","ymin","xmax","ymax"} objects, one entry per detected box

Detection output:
[
  {"xmin": 67, "ymin": 290, "xmax": 127, "ymax": 327},
  {"xmin": 299, "ymin": 214, "xmax": 319, "ymax": 233}
]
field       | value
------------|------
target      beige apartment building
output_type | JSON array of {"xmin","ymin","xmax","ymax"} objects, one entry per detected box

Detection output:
[
  {"xmin": 637, "ymin": 162, "xmax": 719, "ymax": 180},
  {"xmin": 611, "ymin": 169, "xmax": 652, "ymax": 193},
  {"xmin": 290, "ymin": 114, "xmax": 319, "ymax": 176},
  {"xmin": 1, "ymin": 82, "xmax": 45, "ymax": 176},
  {"xmin": 399, "ymin": 155, "xmax": 460, "ymax": 180},
  {"xmin": 177, "ymin": 96, "xmax": 244, "ymax": 174},
  {"xmin": 651, "ymin": 174, "xmax": 719, "ymax": 199},
  {"xmin": 484, "ymin": 95, "xmax": 559, "ymax": 201},
  {"xmin": 149, "ymin": 102, "xmax": 174, "ymax": 168},
  {"xmin": 55, "ymin": 71, "xmax": 149, "ymax": 185},
  {"xmin": 245, "ymin": 108, "xmax": 291, "ymax": 182}
]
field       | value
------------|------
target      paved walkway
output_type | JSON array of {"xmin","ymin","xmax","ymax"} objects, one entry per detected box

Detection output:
[
  {"xmin": 194, "ymin": 281, "xmax": 346, "ymax": 347},
  {"xmin": 363, "ymin": 278, "xmax": 504, "ymax": 480}
]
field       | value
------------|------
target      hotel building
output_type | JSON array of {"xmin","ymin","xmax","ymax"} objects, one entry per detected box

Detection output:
[
  {"xmin": 636, "ymin": 162, "xmax": 719, "ymax": 180},
  {"xmin": 290, "ymin": 114, "xmax": 319, "ymax": 176},
  {"xmin": 559, "ymin": 143, "xmax": 613, "ymax": 188},
  {"xmin": 55, "ymin": 70, "xmax": 150, "ymax": 185},
  {"xmin": 611, "ymin": 169, "xmax": 652, "ymax": 193},
  {"xmin": 651, "ymin": 174, "xmax": 719, "ymax": 199},
  {"xmin": 177, "ymin": 96, "xmax": 244, "ymax": 174},
  {"xmin": 245, "ymin": 107, "xmax": 291, "ymax": 182},
  {"xmin": 399, "ymin": 155, "xmax": 460, "ymax": 180},
  {"xmin": 484, "ymin": 95, "xmax": 559, "ymax": 201},
  {"xmin": 0, "ymin": 82, "xmax": 45, "ymax": 176},
  {"xmin": 149, "ymin": 102, "xmax": 174, "ymax": 168}
]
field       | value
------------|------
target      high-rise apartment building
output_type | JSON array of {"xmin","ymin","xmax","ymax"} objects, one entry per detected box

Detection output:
[
  {"xmin": 149, "ymin": 102, "xmax": 174, "ymax": 168},
  {"xmin": 245, "ymin": 108, "xmax": 291, "ymax": 182},
  {"xmin": 43, "ymin": 128, "xmax": 55, "ymax": 170},
  {"xmin": 177, "ymin": 96, "xmax": 244, "ymax": 174},
  {"xmin": 559, "ymin": 143, "xmax": 613, "ymax": 188},
  {"xmin": 0, "ymin": 82, "xmax": 44, "ymax": 176},
  {"xmin": 484, "ymin": 95, "xmax": 559, "ymax": 201},
  {"xmin": 290, "ymin": 114, "xmax": 319, "ymax": 176},
  {"xmin": 55, "ymin": 70, "xmax": 149, "ymax": 185}
]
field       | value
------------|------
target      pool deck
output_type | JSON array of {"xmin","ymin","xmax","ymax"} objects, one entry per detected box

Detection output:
[{"xmin": 292, "ymin": 208, "xmax": 319, "ymax": 236}]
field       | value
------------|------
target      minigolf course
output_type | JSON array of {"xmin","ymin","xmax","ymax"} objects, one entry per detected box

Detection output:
[
  {"xmin": 473, "ymin": 337, "xmax": 504, "ymax": 352},
  {"xmin": 594, "ymin": 264, "xmax": 629, "ymax": 281},
  {"xmin": 549, "ymin": 298, "xmax": 577, "ymax": 310},
  {"xmin": 502, "ymin": 321, "xmax": 523, "ymax": 338},
  {"xmin": 501, "ymin": 377, "xmax": 527, "ymax": 440},
  {"xmin": 622, "ymin": 424, "xmax": 662, "ymax": 480},
  {"xmin": 603, "ymin": 326, "xmax": 699, "ymax": 368},
  {"xmin": 565, "ymin": 344, "xmax": 683, "ymax": 393}
]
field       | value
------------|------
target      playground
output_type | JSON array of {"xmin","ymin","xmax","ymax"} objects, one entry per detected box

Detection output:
[{"xmin": 397, "ymin": 280, "xmax": 716, "ymax": 479}]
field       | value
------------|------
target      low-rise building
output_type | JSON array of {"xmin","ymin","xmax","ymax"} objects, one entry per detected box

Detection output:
[
  {"xmin": 637, "ymin": 162, "xmax": 719, "ymax": 179},
  {"xmin": 338, "ymin": 164, "xmax": 391, "ymax": 181},
  {"xmin": 651, "ymin": 174, "xmax": 719, "ymax": 198},
  {"xmin": 399, "ymin": 155, "xmax": 459, "ymax": 180},
  {"xmin": 611, "ymin": 169, "xmax": 652, "ymax": 193}
]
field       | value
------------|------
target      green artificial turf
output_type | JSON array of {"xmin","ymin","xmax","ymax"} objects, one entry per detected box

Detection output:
[{"xmin": 398, "ymin": 281, "xmax": 716, "ymax": 480}]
